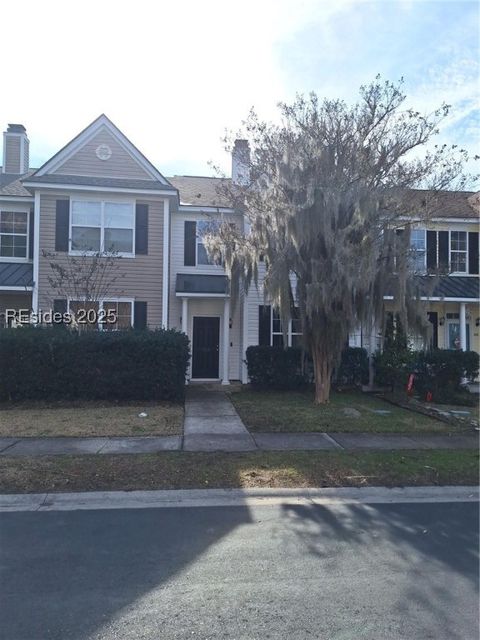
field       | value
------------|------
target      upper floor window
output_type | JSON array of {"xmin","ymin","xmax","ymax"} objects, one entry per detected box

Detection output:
[
  {"xmin": 184, "ymin": 219, "xmax": 222, "ymax": 267},
  {"xmin": 196, "ymin": 220, "xmax": 216, "ymax": 265},
  {"xmin": 409, "ymin": 229, "xmax": 426, "ymax": 272},
  {"xmin": 0, "ymin": 210, "xmax": 28, "ymax": 259},
  {"xmin": 70, "ymin": 200, "xmax": 134, "ymax": 255},
  {"xmin": 450, "ymin": 231, "xmax": 467, "ymax": 273}
]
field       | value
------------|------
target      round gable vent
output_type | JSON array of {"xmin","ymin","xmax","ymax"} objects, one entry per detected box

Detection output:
[{"xmin": 96, "ymin": 144, "xmax": 112, "ymax": 161}]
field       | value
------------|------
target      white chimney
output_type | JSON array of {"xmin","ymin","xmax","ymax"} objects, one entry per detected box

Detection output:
[
  {"xmin": 232, "ymin": 139, "xmax": 250, "ymax": 185},
  {"xmin": 2, "ymin": 124, "xmax": 29, "ymax": 174}
]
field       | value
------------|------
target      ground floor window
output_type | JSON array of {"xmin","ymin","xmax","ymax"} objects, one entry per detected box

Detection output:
[
  {"xmin": 259, "ymin": 305, "xmax": 303, "ymax": 347},
  {"xmin": 68, "ymin": 300, "xmax": 133, "ymax": 330}
]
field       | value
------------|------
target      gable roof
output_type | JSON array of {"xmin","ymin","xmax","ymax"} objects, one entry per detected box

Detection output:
[
  {"xmin": 167, "ymin": 175, "xmax": 233, "ymax": 207},
  {"xmin": 29, "ymin": 114, "xmax": 172, "ymax": 186}
]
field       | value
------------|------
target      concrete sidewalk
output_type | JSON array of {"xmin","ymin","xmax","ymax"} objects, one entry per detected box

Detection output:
[{"xmin": 0, "ymin": 431, "xmax": 477, "ymax": 456}]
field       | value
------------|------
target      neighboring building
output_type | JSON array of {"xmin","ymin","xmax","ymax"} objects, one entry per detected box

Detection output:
[{"xmin": 0, "ymin": 116, "xmax": 479, "ymax": 384}]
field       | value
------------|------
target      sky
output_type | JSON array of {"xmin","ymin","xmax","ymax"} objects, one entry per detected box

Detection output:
[{"xmin": 2, "ymin": 0, "xmax": 479, "ymax": 180}]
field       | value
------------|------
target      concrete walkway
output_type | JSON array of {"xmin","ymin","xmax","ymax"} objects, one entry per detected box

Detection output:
[
  {"xmin": 0, "ymin": 431, "xmax": 476, "ymax": 456},
  {"xmin": 183, "ymin": 386, "xmax": 257, "ymax": 451}
]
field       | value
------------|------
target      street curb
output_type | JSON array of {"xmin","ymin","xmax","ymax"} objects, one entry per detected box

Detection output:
[{"xmin": 0, "ymin": 485, "xmax": 478, "ymax": 512}]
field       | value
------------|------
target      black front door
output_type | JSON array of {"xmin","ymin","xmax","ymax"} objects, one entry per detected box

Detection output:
[{"xmin": 192, "ymin": 317, "xmax": 220, "ymax": 378}]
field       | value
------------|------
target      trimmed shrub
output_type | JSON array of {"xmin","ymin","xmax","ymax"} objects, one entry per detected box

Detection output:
[
  {"xmin": 246, "ymin": 346, "xmax": 308, "ymax": 390},
  {"xmin": 415, "ymin": 349, "xmax": 479, "ymax": 403},
  {"xmin": 335, "ymin": 347, "xmax": 369, "ymax": 386},
  {"xmin": 0, "ymin": 327, "xmax": 189, "ymax": 402},
  {"xmin": 374, "ymin": 348, "xmax": 416, "ymax": 391}
]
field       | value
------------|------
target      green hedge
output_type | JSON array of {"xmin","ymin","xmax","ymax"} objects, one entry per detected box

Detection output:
[
  {"xmin": 245, "ymin": 346, "xmax": 308, "ymax": 390},
  {"xmin": 245, "ymin": 345, "xmax": 368, "ymax": 390},
  {"xmin": 415, "ymin": 349, "xmax": 479, "ymax": 402},
  {"xmin": 335, "ymin": 347, "xmax": 369, "ymax": 386},
  {"xmin": 0, "ymin": 327, "xmax": 190, "ymax": 402},
  {"xmin": 374, "ymin": 348, "xmax": 416, "ymax": 391},
  {"xmin": 375, "ymin": 346, "xmax": 479, "ymax": 403}
]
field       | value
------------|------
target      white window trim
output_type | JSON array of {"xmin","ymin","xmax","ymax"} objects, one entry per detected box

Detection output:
[
  {"xmin": 0, "ymin": 208, "xmax": 31, "ymax": 263},
  {"xmin": 410, "ymin": 228, "xmax": 426, "ymax": 273},
  {"xmin": 67, "ymin": 297, "xmax": 134, "ymax": 330},
  {"xmin": 68, "ymin": 197, "xmax": 136, "ymax": 258},
  {"xmin": 270, "ymin": 308, "xmax": 302, "ymax": 347},
  {"xmin": 449, "ymin": 229, "xmax": 468, "ymax": 275}
]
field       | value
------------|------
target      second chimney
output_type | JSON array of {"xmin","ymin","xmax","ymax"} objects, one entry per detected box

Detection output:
[{"xmin": 2, "ymin": 124, "xmax": 29, "ymax": 174}]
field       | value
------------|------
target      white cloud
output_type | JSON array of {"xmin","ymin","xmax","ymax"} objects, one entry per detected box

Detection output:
[{"xmin": 1, "ymin": 0, "xmax": 477, "ymax": 180}]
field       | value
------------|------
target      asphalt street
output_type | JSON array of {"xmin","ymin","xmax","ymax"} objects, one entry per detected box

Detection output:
[{"xmin": 1, "ymin": 498, "xmax": 478, "ymax": 640}]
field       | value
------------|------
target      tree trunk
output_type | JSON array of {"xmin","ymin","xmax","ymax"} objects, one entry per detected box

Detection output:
[{"xmin": 311, "ymin": 342, "xmax": 334, "ymax": 404}]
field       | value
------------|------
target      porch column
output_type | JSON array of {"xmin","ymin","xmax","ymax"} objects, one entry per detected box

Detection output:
[
  {"xmin": 222, "ymin": 298, "xmax": 230, "ymax": 385},
  {"xmin": 181, "ymin": 297, "xmax": 188, "ymax": 335},
  {"xmin": 459, "ymin": 302, "xmax": 467, "ymax": 351}
]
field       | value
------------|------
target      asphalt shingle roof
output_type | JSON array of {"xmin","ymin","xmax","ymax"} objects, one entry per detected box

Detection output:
[
  {"xmin": 24, "ymin": 174, "xmax": 177, "ymax": 192},
  {"xmin": 0, "ymin": 263, "xmax": 33, "ymax": 287},
  {"xmin": 0, "ymin": 172, "xmax": 33, "ymax": 197},
  {"xmin": 167, "ymin": 176, "xmax": 233, "ymax": 207}
]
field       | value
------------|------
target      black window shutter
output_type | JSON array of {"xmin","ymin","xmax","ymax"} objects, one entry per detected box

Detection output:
[
  {"xmin": 468, "ymin": 232, "xmax": 479, "ymax": 275},
  {"xmin": 427, "ymin": 312, "xmax": 438, "ymax": 350},
  {"xmin": 134, "ymin": 301, "xmax": 147, "ymax": 329},
  {"xmin": 438, "ymin": 231, "xmax": 449, "ymax": 271},
  {"xmin": 28, "ymin": 208, "xmax": 34, "ymax": 259},
  {"xmin": 135, "ymin": 204, "xmax": 148, "ymax": 255},
  {"xmin": 55, "ymin": 200, "xmax": 70, "ymax": 252},
  {"xmin": 426, "ymin": 231, "xmax": 437, "ymax": 271},
  {"xmin": 258, "ymin": 305, "xmax": 271, "ymax": 346},
  {"xmin": 184, "ymin": 221, "xmax": 196, "ymax": 266},
  {"xmin": 53, "ymin": 299, "xmax": 68, "ymax": 324}
]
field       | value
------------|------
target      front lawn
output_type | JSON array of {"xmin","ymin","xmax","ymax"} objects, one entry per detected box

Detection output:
[
  {"xmin": 230, "ymin": 389, "xmax": 452, "ymax": 433},
  {"xmin": 0, "ymin": 401, "xmax": 183, "ymax": 437},
  {"xmin": 0, "ymin": 450, "xmax": 476, "ymax": 493}
]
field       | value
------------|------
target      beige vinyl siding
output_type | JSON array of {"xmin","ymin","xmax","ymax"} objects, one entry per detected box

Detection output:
[
  {"xmin": 37, "ymin": 191, "xmax": 165, "ymax": 328},
  {"xmin": 168, "ymin": 211, "xmax": 243, "ymax": 380},
  {"xmin": 4, "ymin": 137, "xmax": 21, "ymax": 173},
  {"xmin": 52, "ymin": 129, "xmax": 154, "ymax": 180}
]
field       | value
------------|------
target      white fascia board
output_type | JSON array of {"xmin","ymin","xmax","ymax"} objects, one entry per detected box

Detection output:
[
  {"xmin": 22, "ymin": 182, "xmax": 175, "ymax": 197},
  {"xmin": 175, "ymin": 292, "xmax": 229, "ymax": 298},
  {"xmin": 397, "ymin": 216, "xmax": 479, "ymax": 224},
  {"xmin": 0, "ymin": 285, "xmax": 34, "ymax": 291},
  {"xmin": 35, "ymin": 116, "xmax": 169, "ymax": 184},
  {"xmin": 177, "ymin": 205, "xmax": 236, "ymax": 214},
  {"xmin": 420, "ymin": 296, "xmax": 480, "ymax": 302},
  {"xmin": 383, "ymin": 294, "xmax": 479, "ymax": 303},
  {"xmin": 0, "ymin": 196, "xmax": 34, "ymax": 203}
]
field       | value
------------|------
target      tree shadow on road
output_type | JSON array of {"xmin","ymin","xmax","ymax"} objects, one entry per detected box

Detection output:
[
  {"xmin": 281, "ymin": 499, "xmax": 479, "ymax": 640},
  {"xmin": 1, "ymin": 503, "xmax": 253, "ymax": 640}
]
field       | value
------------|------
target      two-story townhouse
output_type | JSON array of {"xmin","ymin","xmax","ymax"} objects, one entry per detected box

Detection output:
[
  {"xmin": 0, "ymin": 115, "xmax": 479, "ymax": 386},
  {"xmin": 1, "ymin": 116, "xmax": 177, "ymax": 334}
]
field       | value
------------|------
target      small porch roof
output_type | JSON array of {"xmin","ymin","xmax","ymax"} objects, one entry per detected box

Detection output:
[
  {"xmin": 175, "ymin": 273, "xmax": 229, "ymax": 296},
  {"xmin": 0, "ymin": 263, "xmax": 33, "ymax": 288}
]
